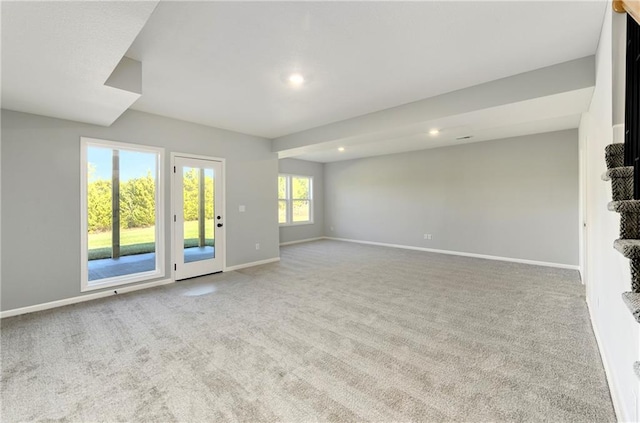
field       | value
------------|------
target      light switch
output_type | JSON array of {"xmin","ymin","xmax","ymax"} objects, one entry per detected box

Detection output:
[{"xmin": 239, "ymin": 205, "xmax": 246, "ymax": 212}]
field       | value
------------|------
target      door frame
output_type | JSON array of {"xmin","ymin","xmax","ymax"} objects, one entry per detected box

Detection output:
[
  {"xmin": 170, "ymin": 152, "xmax": 226, "ymax": 281},
  {"xmin": 579, "ymin": 128, "xmax": 588, "ymax": 288}
]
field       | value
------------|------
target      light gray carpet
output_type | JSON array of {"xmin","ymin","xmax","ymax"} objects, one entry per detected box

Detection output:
[{"xmin": 1, "ymin": 240, "xmax": 615, "ymax": 422}]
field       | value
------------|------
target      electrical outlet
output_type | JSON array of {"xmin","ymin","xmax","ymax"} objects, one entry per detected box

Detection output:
[
  {"xmin": 255, "ymin": 243, "xmax": 260, "ymax": 250},
  {"xmin": 424, "ymin": 234, "xmax": 432, "ymax": 240},
  {"xmin": 330, "ymin": 226, "xmax": 334, "ymax": 231}
]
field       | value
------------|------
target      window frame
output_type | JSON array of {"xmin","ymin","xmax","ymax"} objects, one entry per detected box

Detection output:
[
  {"xmin": 278, "ymin": 173, "xmax": 313, "ymax": 226},
  {"xmin": 80, "ymin": 137, "xmax": 165, "ymax": 292}
]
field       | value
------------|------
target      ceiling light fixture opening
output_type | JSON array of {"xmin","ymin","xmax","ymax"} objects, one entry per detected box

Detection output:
[
  {"xmin": 429, "ymin": 129, "xmax": 440, "ymax": 135},
  {"xmin": 338, "ymin": 147, "xmax": 345, "ymax": 152},
  {"xmin": 288, "ymin": 73, "xmax": 305, "ymax": 86}
]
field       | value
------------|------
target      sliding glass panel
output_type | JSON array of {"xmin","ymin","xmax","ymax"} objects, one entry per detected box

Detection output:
[
  {"xmin": 86, "ymin": 145, "xmax": 159, "ymax": 282},
  {"xmin": 87, "ymin": 146, "xmax": 113, "ymax": 274}
]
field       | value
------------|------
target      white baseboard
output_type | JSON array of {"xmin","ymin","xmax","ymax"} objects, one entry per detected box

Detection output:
[
  {"xmin": 3, "ymin": 257, "xmax": 282, "ymax": 318},
  {"xmin": 324, "ymin": 237, "xmax": 579, "ymax": 270},
  {"xmin": 225, "ymin": 257, "xmax": 280, "ymax": 271},
  {"xmin": 279, "ymin": 237, "xmax": 324, "ymax": 246},
  {"xmin": 586, "ymin": 298, "xmax": 626, "ymax": 422},
  {"xmin": 1, "ymin": 278, "xmax": 174, "ymax": 319}
]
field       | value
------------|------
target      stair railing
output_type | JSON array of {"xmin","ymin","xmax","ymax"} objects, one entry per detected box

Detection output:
[
  {"xmin": 626, "ymin": 14, "xmax": 640, "ymax": 199},
  {"xmin": 614, "ymin": 1, "xmax": 640, "ymax": 27},
  {"xmin": 616, "ymin": 2, "xmax": 640, "ymax": 199}
]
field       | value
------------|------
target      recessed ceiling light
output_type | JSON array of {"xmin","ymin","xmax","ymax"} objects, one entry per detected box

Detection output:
[
  {"xmin": 338, "ymin": 147, "xmax": 345, "ymax": 152},
  {"xmin": 288, "ymin": 73, "xmax": 305, "ymax": 86},
  {"xmin": 429, "ymin": 129, "xmax": 440, "ymax": 135}
]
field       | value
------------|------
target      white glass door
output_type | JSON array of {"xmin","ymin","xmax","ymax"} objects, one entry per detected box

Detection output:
[{"xmin": 173, "ymin": 156, "xmax": 224, "ymax": 280}]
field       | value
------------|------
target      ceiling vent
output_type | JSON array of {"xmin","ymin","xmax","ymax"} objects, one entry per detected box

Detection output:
[{"xmin": 455, "ymin": 135, "xmax": 473, "ymax": 140}]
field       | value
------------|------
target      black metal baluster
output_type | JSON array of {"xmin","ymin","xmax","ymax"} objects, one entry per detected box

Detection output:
[
  {"xmin": 625, "ymin": 14, "xmax": 640, "ymax": 199},
  {"xmin": 636, "ymin": 14, "xmax": 640, "ymax": 200}
]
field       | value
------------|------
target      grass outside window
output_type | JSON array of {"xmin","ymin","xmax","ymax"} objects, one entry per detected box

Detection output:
[{"xmin": 88, "ymin": 219, "xmax": 214, "ymax": 260}]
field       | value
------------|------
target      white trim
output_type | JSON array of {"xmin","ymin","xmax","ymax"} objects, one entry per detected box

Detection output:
[
  {"xmin": 613, "ymin": 124, "xmax": 625, "ymax": 144},
  {"xmin": 578, "ymin": 125, "xmax": 588, "ymax": 286},
  {"xmin": 279, "ymin": 221, "xmax": 316, "ymax": 227},
  {"xmin": 80, "ymin": 137, "xmax": 165, "ymax": 292},
  {"xmin": 586, "ymin": 298, "xmax": 626, "ymax": 422},
  {"xmin": 324, "ymin": 237, "xmax": 579, "ymax": 270},
  {"xmin": 81, "ymin": 269, "xmax": 164, "ymax": 292},
  {"xmin": 1, "ymin": 279, "xmax": 174, "ymax": 319},
  {"xmin": 225, "ymin": 257, "xmax": 280, "ymax": 272},
  {"xmin": 279, "ymin": 237, "xmax": 324, "ymax": 246},
  {"xmin": 172, "ymin": 152, "xmax": 227, "ymax": 163},
  {"xmin": 80, "ymin": 138, "xmax": 89, "ymax": 285}
]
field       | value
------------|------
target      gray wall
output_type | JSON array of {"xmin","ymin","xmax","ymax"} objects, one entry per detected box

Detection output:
[
  {"xmin": 1, "ymin": 109, "xmax": 279, "ymax": 311},
  {"xmin": 278, "ymin": 158, "xmax": 324, "ymax": 244},
  {"xmin": 324, "ymin": 130, "xmax": 579, "ymax": 265}
]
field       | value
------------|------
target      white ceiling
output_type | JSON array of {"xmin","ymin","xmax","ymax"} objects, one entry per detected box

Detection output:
[
  {"xmin": 126, "ymin": 1, "xmax": 605, "ymax": 138},
  {"xmin": 1, "ymin": 1, "xmax": 606, "ymax": 162},
  {"xmin": 1, "ymin": 1, "xmax": 158, "ymax": 126},
  {"xmin": 292, "ymin": 88, "xmax": 592, "ymax": 162},
  {"xmin": 274, "ymin": 55, "xmax": 595, "ymax": 162},
  {"xmin": 296, "ymin": 115, "xmax": 583, "ymax": 163}
]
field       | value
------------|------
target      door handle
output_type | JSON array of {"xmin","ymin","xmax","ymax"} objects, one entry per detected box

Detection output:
[{"xmin": 217, "ymin": 223, "xmax": 223, "ymax": 228}]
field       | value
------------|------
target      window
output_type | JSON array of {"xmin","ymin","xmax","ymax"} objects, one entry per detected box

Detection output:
[
  {"xmin": 81, "ymin": 138, "xmax": 164, "ymax": 291},
  {"xmin": 279, "ymin": 174, "xmax": 313, "ymax": 225}
]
